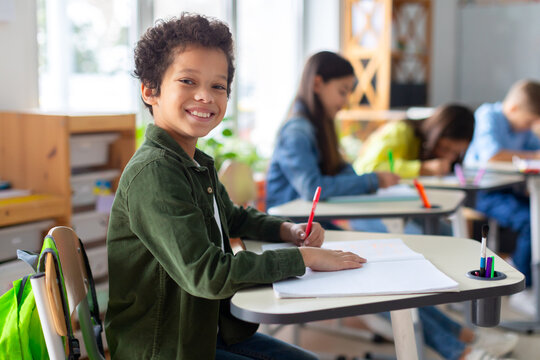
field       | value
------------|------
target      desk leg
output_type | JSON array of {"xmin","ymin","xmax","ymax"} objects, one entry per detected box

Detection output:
[
  {"xmin": 450, "ymin": 207, "xmax": 469, "ymax": 238},
  {"xmin": 390, "ymin": 309, "xmax": 419, "ymax": 360},
  {"xmin": 501, "ymin": 176, "xmax": 540, "ymax": 332},
  {"xmin": 530, "ymin": 176, "xmax": 540, "ymax": 323},
  {"xmin": 423, "ymin": 218, "xmax": 439, "ymax": 235}
]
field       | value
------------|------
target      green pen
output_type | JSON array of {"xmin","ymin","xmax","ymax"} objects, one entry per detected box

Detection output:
[
  {"xmin": 388, "ymin": 149, "xmax": 394, "ymax": 173},
  {"xmin": 491, "ymin": 256, "xmax": 495, "ymax": 278}
]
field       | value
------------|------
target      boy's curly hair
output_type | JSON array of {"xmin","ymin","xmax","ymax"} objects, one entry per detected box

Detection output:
[{"xmin": 134, "ymin": 13, "xmax": 235, "ymax": 114}]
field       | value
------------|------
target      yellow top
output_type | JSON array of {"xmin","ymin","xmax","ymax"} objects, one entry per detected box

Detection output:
[{"xmin": 353, "ymin": 121, "xmax": 422, "ymax": 178}]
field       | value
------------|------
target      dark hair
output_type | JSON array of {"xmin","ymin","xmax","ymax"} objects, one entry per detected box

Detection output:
[
  {"xmin": 409, "ymin": 104, "xmax": 475, "ymax": 161},
  {"xmin": 134, "ymin": 13, "xmax": 235, "ymax": 115},
  {"xmin": 290, "ymin": 51, "xmax": 356, "ymax": 175}
]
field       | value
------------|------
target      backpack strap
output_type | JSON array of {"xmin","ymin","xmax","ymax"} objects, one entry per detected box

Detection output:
[
  {"xmin": 77, "ymin": 238, "xmax": 105, "ymax": 355},
  {"xmin": 16, "ymin": 275, "xmax": 30, "ymax": 305}
]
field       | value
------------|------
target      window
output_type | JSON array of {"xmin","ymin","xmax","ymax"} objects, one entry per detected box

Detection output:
[
  {"xmin": 37, "ymin": 0, "xmax": 310, "ymax": 161},
  {"xmin": 37, "ymin": 0, "xmax": 138, "ymax": 112},
  {"xmin": 236, "ymin": 0, "xmax": 303, "ymax": 158}
]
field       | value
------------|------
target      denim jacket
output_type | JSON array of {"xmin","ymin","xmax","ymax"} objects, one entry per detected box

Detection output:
[
  {"xmin": 266, "ymin": 106, "xmax": 379, "ymax": 209},
  {"xmin": 105, "ymin": 124, "xmax": 305, "ymax": 359}
]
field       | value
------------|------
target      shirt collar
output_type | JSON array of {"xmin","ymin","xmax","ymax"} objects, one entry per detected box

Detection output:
[{"xmin": 144, "ymin": 123, "xmax": 215, "ymax": 169}]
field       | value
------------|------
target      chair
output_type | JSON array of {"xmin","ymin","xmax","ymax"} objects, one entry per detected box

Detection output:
[
  {"xmin": 218, "ymin": 160, "xmax": 258, "ymax": 254},
  {"xmin": 218, "ymin": 159, "xmax": 257, "ymax": 207},
  {"xmin": 31, "ymin": 226, "xmax": 105, "ymax": 360}
]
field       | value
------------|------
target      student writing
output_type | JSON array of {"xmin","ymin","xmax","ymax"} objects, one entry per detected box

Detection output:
[
  {"xmin": 264, "ymin": 51, "xmax": 516, "ymax": 360},
  {"xmin": 464, "ymin": 79, "xmax": 540, "ymax": 316},
  {"xmin": 104, "ymin": 14, "xmax": 366, "ymax": 360},
  {"xmin": 265, "ymin": 51, "xmax": 399, "ymax": 231},
  {"xmin": 354, "ymin": 104, "xmax": 475, "ymax": 179}
]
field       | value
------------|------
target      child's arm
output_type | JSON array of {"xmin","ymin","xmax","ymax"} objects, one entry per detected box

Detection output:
[
  {"xmin": 275, "ymin": 125, "xmax": 379, "ymax": 199},
  {"xmin": 124, "ymin": 161, "xmax": 362, "ymax": 300},
  {"xmin": 489, "ymin": 149, "xmax": 540, "ymax": 162}
]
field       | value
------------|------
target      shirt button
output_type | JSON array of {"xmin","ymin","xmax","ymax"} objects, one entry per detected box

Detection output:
[{"xmin": 207, "ymin": 187, "xmax": 213, "ymax": 194}]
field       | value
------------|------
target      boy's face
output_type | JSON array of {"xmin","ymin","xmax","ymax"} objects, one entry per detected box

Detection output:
[
  {"xmin": 143, "ymin": 45, "xmax": 228, "ymax": 152},
  {"xmin": 507, "ymin": 106, "xmax": 540, "ymax": 132}
]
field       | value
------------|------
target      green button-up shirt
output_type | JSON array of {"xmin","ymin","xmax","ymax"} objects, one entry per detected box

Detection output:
[{"xmin": 105, "ymin": 124, "xmax": 306, "ymax": 359}]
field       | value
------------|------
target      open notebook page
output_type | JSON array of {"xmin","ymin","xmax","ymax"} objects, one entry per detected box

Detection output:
[{"xmin": 263, "ymin": 239, "xmax": 459, "ymax": 298}]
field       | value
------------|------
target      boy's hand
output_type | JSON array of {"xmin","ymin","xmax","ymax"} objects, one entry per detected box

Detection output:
[
  {"xmin": 299, "ymin": 247, "xmax": 366, "ymax": 271},
  {"xmin": 420, "ymin": 158, "xmax": 451, "ymax": 176},
  {"xmin": 280, "ymin": 222, "xmax": 324, "ymax": 247},
  {"xmin": 375, "ymin": 172, "xmax": 400, "ymax": 188}
]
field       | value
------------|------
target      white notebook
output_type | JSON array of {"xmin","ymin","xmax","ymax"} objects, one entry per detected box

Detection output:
[{"xmin": 263, "ymin": 239, "xmax": 459, "ymax": 299}]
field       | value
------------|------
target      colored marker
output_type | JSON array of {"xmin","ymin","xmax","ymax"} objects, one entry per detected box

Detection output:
[
  {"xmin": 388, "ymin": 150, "xmax": 395, "ymax": 173},
  {"xmin": 305, "ymin": 186, "xmax": 321, "ymax": 237},
  {"xmin": 473, "ymin": 168, "xmax": 486, "ymax": 186},
  {"xmin": 491, "ymin": 256, "xmax": 495, "ymax": 278},
  {"xmin": 413, "ymin": 179, "xmax": 431, "ymax": 208},
  {"xmin": 479, "ymin": 225, "xmax": 489, "ymax": 277},
  {"xmin": 454, "ymin": 163, "xmax": 466, "ymax": 186},
  {"xmin": 485, "ymin": 256, "xmax": 493, "ymax": 278}
]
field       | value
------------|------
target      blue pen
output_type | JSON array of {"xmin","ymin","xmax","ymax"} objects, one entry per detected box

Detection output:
[{"xmin": 479, "ymin": 225, "xmax": 489, "ymax": 277}]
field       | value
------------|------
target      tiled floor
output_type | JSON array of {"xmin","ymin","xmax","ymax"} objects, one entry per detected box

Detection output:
[{"xmin": 264, "ymin": 296, "xmax": 540, "ymax": 360}]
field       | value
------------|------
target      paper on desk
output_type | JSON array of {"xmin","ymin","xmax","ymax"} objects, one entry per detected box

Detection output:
[
  {"xmin": 264, "ymin": 238, "xmax": 459, "ymax": 298},
  {"xmin": 325, "ymin": 184, "xmax": 419, "ymax": 203},
  {"xmin": 513, "ymin": 157, "xmax": 540, "ymax": 172}
]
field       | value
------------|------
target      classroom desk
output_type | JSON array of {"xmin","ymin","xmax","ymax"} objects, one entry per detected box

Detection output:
[
  {"xmin": 467, "ymin": 162, "xmax": 540, "ymax": 332},
  {"xmin": 402, "ymin": 173, "xmax": 524, "ymax": 195},
  {"xmin": 401, "ymin": 173, "xmax": 525, "ymax": 238},
  {"xmin": 231, "ymin": 231, "xmax": 525, "ymax": 360},
  {"xmin": 267, "ymin": 189, "xmax": 466, "ymax": 235}
]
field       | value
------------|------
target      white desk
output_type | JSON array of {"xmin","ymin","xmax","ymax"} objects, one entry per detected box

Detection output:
[
  {"xmin": 402, "ymin": 173, "xmax": 524, "ymax": 194},
  {"xmin": 268, "ymin": 189, "xmax": 466, "ymax": 235},
  {"xmin": 467, "ymin": 162, "xmax": 540, "ymax": 332},
  {"xmin": 231, "ymin": 231, "xmax": 525, "ymax": 360},
  {"xmin": 401, "ymin": 173, "xmax": 525, "ymax": 239}
]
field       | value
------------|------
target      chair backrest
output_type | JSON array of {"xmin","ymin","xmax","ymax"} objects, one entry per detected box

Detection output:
[
  {"xmin": 32, "ymin": 226, "xmax": 105, "ymax": 360},
  {"xmin": 218, "ymin": 160, "xmax": 257, "ymax": 206}
]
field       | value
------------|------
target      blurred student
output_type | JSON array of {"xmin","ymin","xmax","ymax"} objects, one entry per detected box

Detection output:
[
  {"xmin": 265, "ymin": 51, "xmax": 399, "ymax": 231},
  {"xmin": 265, "ymin": 51, "xmax": 516, "ymax": 360},
  {"xmin": 465, "ymin": 79, "xmax": 540, "ymax": 316},
  {"xmin": 354, "ymin": 104, "xmax": 475, "ymax": 178},
  {"xmin": 105, "ymin": 15, "xmax": 367, "ymax": 360}
]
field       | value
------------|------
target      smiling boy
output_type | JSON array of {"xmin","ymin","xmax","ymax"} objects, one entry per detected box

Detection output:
[{"xmin": 105, "ymin": 13, "xmax": 365, "ymax": 359}]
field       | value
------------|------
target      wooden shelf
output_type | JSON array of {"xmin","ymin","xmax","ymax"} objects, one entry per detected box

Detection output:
[
  {"xmin": 0, "ymin": 194, "xmax": 68, "ymax": 227},
  {"xmin": 0, "ymin": 111, "xmax": 136, "ymax": 231}
]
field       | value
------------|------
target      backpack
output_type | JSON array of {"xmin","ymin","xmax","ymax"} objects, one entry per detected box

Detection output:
[
  {"xmin": 0, "ymin": 274, "xmax": 48, "ymax": 359},
  {"xmin": 0, "ymin": 233, "xmax": 93, "ymax": 359}
]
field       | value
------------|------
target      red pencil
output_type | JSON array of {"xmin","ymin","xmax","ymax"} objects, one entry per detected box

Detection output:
[
  {"xmin": 305, "ymin": 186, "xmax": 321, "ymax": 236},
  {"xmin": 413, "ymin": 179, "xmax": 431, "ymax": 208}
]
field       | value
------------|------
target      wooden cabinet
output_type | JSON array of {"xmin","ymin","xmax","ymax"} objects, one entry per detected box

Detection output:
[
  {"xmin": 341, "ymin": 0, "xmax": 432, "ymax": 111},
  {"xmin": 0, "ymin": 111, "xmax": 136, "ymax": 229}
]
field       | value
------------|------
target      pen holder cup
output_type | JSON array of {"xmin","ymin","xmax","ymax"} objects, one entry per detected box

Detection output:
[{"xmin": 467, "ymin": 270, "xmax": 506, "ymax": 327}]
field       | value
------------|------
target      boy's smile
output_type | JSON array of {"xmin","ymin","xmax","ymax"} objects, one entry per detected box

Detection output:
[{"xmin": 142, "ymin": 45, "xmax": 229, "ymax": 157}]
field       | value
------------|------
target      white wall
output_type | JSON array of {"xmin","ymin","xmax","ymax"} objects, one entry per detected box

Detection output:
[
  {"xmin": 458, "ymin": 3, "xmax": 540, "ymax": 107},
  {"xmin": 430, "ymin": 0, "xmax": 459, "ymax": 106},
  {"xmin": 303, "ymin": 0, "xmax": 341, "ymax": 59},
  {"xmin": 0, "ymin": 0, "xmax": 39, "ymax": 110}
]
